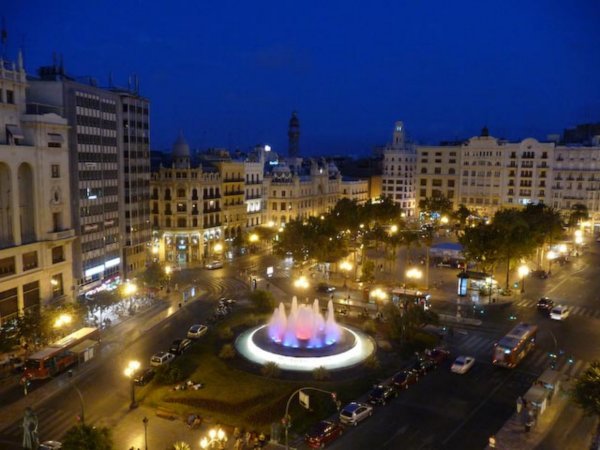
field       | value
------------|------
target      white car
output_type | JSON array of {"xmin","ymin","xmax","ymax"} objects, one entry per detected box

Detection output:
[
  {"xmin": 339, "ymin": 402, "xmax": 373, "ymax": 426},
  {"xmin": 205, "ymin": 260, "xmax": 223, "ymax": 269},
  {"xmin": 451, "ymin": 356, "xmax": 475, "ymax": 374},
  {"xmin": 39, "ymin": 442, "xmax": 62, "ymax": 450},
  {"xmin": 187, "ymin": 324, "xmax": 208, "ymax": 339},
  {"xmin": 150, "ymin": 351, "xmax": 175, "ymax": 367},
  {"xmin": 550, "ymin": 305, "xmax": 570, "ymax": 320}
]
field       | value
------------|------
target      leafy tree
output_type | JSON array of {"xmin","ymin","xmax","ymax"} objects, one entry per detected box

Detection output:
[
  {"xmin": 459, "ymin": 223, "xmax": 502, "ymax": 273},
  {"xmin": 571, "ymin": 360, "xmax": 600, "ymax": 417},
  {"xmin": 383, "ymin": 302, "xmax": 439, "ymax": 343},
  {"xmin": 83, "ymin": 291, "xmax": 119, "ymax": 326},
  {"xmin": 138, "ymin": 261, "xmax": 168, "ymax": 288},
  {"xmin": 520, "ymin": 203, "xmax": 564, "ymax": 269},
  {"xmin": 249, "ymin": 289, "xmax": 275, "ymax": 313},
  {"xmin": 452, "ymin": 204, "xmax": 472, "ymax": 228},
  {"xmin": 568, "ymin": 203, "xmax": 589, "ymax": 228},
  {"xmin": 172, "ymin": 443, "xmax": 192, "ymax": 450},
  {"xmin": 155, "ymin": 365, "xmax": 183, "ymax": 384},
  {"xmin": 418, "ymin": 195, "xmax": 453, "ymax": 220},
  {"xmin": 261, "ymin": 361, "xmax": 281, "ymax": 378},
  {"xmin": 360, "ymin": 260, "xmax": 376, "ymax": 284},
  {"xmin": 493, "ymin": 209, "xmax": 536, "ymax": 289},
  {"xmin": 62, "ymin": 424, "xmax": 113, "ymax": 450}
]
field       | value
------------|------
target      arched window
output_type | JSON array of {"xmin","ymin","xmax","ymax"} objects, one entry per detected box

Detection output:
[
  {"xmin": 0, "ymin": 163, "xmax": 13, "ymax": 246},
  {"xmin": 18, "ymin": 163, "xmax": 35, "ymax": 243}
]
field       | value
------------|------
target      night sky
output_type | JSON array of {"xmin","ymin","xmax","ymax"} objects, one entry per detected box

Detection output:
[{"xmin": 5, "ymin": 1, "xmax": 600, "ymax": 155}]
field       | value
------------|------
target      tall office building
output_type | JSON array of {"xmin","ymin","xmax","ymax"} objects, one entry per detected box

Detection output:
[
  {"xmin": 0, "ymin": 53, "xmax": 75, "ymax": 323},
  {"xmin": 28, "ymin": 63, "xmax": 151, "ymax": 295},
  {"xmin": 117, "ymin": 91, "xmax": 151, "ymax": 275}
]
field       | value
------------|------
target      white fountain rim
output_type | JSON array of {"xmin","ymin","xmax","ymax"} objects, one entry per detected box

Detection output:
[{"xmin": 235, "ymin": 325, "xmax": 375, "ymax": 372}]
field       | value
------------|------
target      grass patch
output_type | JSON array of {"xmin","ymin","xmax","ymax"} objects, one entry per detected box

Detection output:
[{"xmin": 141, "ymin": 307, "xmax": 401, "ymax": 436}]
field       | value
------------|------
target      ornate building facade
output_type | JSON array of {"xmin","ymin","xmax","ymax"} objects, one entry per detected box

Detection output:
[{"xmin": 0, "ymin": 54, "xmax": 75, "ymax": 323}]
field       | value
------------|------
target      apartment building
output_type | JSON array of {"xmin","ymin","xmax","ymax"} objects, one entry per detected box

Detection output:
[
  {"xmin": 28, "ymin": 63, "xmax": 151, "ymax": 294},
  {"xmin": 551, "ymin": 143, "xmax": 600, "ymax": 225},
  {"xmin": 416, "ymin": 144, "xmax": 461, "ymax": 211},
  {"xmin": 0, "ymin": 54, "xmax": 74, "ymax": 323},
  {"xmin": 263, "ymin": 159, "xmax": 342, "ymax": 227}
]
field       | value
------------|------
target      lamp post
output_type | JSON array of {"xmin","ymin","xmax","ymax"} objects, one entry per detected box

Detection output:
[
  {"xmin": 293, "ymin": 276, "xmax": 310, "ymax": 298},
  {"xmin": 249, "ymin": 233, "xmax": 259, "ymax": 252},
  {"xmin": 164, "ymin": 265, "xmax": 172, "ymax": 292},
  {"xmin": 518, "ymin": 265, "xmax": 529, "ymax": 294},
  {"xmin": 485, "ymin": 276, "xmax": 493, "ymax": 304},
  {"xmin": 200, "ymin": 427, "xmax": 228, "ymax": 449},
  {"xmin": 142, "ymin": 416, "xmax": 149, "ymax": 450},
  {"xmin": 124, "ymin": 360, "xmax": 140, "ymax": 409},
  {"xmin": 340, "ymin": 261, "xmax": 352, "ymax": 300}
]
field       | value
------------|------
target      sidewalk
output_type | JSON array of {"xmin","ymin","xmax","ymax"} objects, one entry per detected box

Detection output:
[
  {"xmin": 112, "ymin": 404, "xmax": 294, "ymax": 450},
  {"xmin": 0, "ymin": 285, "xmax": 205, "ymax": 431},
  {"xmin": 485, "ymin": 377, "xmax": 574, "ymax": 450}
]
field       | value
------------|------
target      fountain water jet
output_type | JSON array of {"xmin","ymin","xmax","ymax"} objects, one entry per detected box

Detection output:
[{"xmin": 268, "ymin": 297, "xmax": 341, "ymax": 348}]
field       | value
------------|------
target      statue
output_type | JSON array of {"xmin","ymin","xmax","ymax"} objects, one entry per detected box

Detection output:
[{"xmin": 22, "ymin": 407, "xmax": 39, "ymax": 450}]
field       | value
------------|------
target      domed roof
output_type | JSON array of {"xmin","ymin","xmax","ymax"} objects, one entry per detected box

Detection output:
[{"xmin": 172, "ymin": 132, "xmax": 190, "ymax": 158}]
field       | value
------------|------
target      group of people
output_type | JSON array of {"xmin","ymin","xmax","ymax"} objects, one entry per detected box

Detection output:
[{"xmin": 231, "ymin": 427, "xmax": 268, "ymax": 449}]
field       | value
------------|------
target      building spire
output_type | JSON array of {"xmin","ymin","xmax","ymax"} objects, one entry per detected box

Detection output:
[{"xmin": 288, "ymin": 111, "xmax": 300, "ymax": 158}]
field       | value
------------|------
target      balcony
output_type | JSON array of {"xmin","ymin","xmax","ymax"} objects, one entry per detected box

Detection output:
[
  {"xmin": 46, "ymin": 229, "xmax": 75, "ymax": 241},
  {"xmin": 224, "ymin": 177, "xmax": 244, "ymax": 183},
  {"xmin": 224, "ymin": 190, "xmax": 245, "ymax": 196},
  {"xmin": 204, "ymin": 207, "xmax": 221, "ymax": 213}
]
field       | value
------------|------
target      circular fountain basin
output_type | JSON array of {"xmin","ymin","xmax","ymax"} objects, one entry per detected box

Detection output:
[{"xmin": 235, "ymin": 324, "xmax": 375, "ymax": 372}]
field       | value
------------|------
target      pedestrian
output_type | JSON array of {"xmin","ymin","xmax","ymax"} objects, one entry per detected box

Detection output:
[
  {"xmin": 516, "ymin": 396, "xmax": 523, "ymax": 414},
  {"xmin": 488, "ymin": 435, "xmax": 496, "ymax": 448},
  {"xmin": 245, "ymin": 431, "xmax": 252, "ymax": 447}
]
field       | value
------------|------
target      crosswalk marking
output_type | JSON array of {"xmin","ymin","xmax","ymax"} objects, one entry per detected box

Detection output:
[{"xmin": 513, "ymin": 299, "xmax": 600, "ymax": 319}]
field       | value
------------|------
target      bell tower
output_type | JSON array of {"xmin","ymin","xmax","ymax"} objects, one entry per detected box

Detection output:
[{"xmin": 288, "ymin": 111, "xmax": 300, "ymax": 158}]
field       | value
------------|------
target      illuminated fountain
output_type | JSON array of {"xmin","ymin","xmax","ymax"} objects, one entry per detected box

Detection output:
[{"xmin": 235, "ymin": 296, "xmax": 375, "ymax": 372}]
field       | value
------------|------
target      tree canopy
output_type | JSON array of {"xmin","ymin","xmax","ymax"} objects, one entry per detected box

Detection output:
[
  {"xmin": 571, "ymin": 360, "xmax": 600, "ymax": 417},
  {"xmin": 62, "ymin": 424, "xmax": 113, "ymax": 450}
]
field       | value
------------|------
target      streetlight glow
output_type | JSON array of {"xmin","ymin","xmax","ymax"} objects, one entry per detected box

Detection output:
[
  {"xmin": 54, "ymin": 313, "xmax": 72, "ymax": 329},
  {"xmin": 249, "ymin": 233, "xmax": 259, "ymax": 243},
  {"xmin": 440, "ymin": 216, "xmax": 449, "ymax": 225},
  {"xmin": 165, "ymin": 265, "xmax": 172, "ymax": 276},
  {"xmin": 294, "ymin": 276, "xmax": 310, "ymax": 290},
  {"xmin": 123, "ymin": 281, "xmax": 137, "ymax": 297},
  {"xmin": 371, "ymin": 287, "xmax": 387, "ymax": 301},
  {"xmin": 340, "ymin": 261, "xmax": 353, "ymax": 272},
  {"xmin": 406, "ymin": 267, "xmax": 423, "ymax": 280},
  {"xmin": 214, "ymin": 243, "xmax": 223, "ymax": 253},
  {"xmin": 518, "ymin": 265, "xmax": 530, "ymax": 278},
  {"xmin": 390, "ymin": 224, "xmax": 398, "ymax": 234}
]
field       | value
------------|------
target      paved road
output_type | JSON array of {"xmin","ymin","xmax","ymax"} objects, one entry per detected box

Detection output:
[{"xmin": 0, "ymin": 265, "xmax": 249, "ymax": 448}]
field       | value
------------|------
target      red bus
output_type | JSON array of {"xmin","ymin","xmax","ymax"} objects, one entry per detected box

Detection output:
[
  {"xmin": 493, "ymin": 323, "xmax": 538, "ymax": 368},
  {"xmin": 24, "ymin": 327, "xmax": 99, "ymax": 380}
]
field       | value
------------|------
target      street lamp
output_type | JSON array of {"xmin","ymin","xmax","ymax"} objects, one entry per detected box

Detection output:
[
  {"xmin": 200, "ymin": 427, "xmax": 228, "ymax": 449},
  {"xmin": 405, "ymin": 267, "xmax": 423, "ymax": 288},
  {"xmin": 293, "ymin": 275, "xmax": 310, "ymax": 290},
  {"xmin": 142, "ymin": 416, "xmax": 149, "ymax": 450},
  {"xmin": 124, "ymin": 360, "xmax": 140, "ymax": 409},
  {"xmin": 370, "ymin": 287, "xmax": 387, "ymax": 302},
  {"xmin": 547, "ymin": 250, "xmax": 557, "ymax": 275},
  {"xmin": 390, "ymin": 224, "xmax": 398, "ymax": 234},
  {"xmin": 53, "ymin": 313, "xmax": 72, "ymax": 329},
  {"xmin": 485, "ymin": 276, "xmax": 493, "ymax": 304},
  {"xmin": 340, "ymin": 260, "xmax": 352, "ymax": 292},
  {"xmin": 164, "ymin": 265, "xmax": 172, "ymax": 292},
  {"xmin": 518, "ymin": 264, "xmax": 529, "ymax": 294}
]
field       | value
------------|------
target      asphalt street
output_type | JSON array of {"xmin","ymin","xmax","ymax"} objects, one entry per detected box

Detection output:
[{"xmin": 0, "ymin": 244, "xmax": 598, "ymax": 449}]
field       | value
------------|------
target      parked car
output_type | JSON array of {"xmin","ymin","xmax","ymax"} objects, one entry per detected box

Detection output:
[
  {"xmin": 316, "ymin": 283, "xmax": 336, "ymax": 293},
  {"xmin": 531, "ymin": 270, "xmax": 549, "ymax": 279},
  {"xmin": 39, "ymin": 442, "xmax": 62, "ymax": 450},
  {"xmin": 339, "ymin": 402, "xmax": 373, "ymax": 426},
  {"xmin": 368, "ymin": 384, "xmax": 397, "ymax": 405},
  {"xmin": 187, "ymin": 324, "xmax": 208, "ymax": 339},
  {"xmin": 150, "ymin": 351, "xmax": 175, "ymax": 367},
  {"xmin": 536, "ymin": 297, "xmax": 554, "ymax": 312},
  {"xmin": 169, "ymin": 338, "xmax": 192, "ymax": 355},
  {"xmin": 392, "ymin": 370, "xmax": 419, "ymax": 390},
  {"xmin": 205, "ymin": 260, "xmax": 223, "ymax": 269},
  {"xmin": 134, "ymin": 368, "xmax": 155, "ymax": 386},
  {"xmin": 451, "ymin": 356, "xmax": 475, "ymax": 374},
  {"xmin": 426, "ymin": 348, "xmax": 450, "ymax": 365},
  {"xmin": 550, "ymin": 305, "xmax": 570, "ymax": 321},
  {"xmin": 305, "ymin": 420, "xmax": 343, "ymax": 448},
  {"xmin": 419, "ymin": 358, "xmax": 437, "ymax": 374}
]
